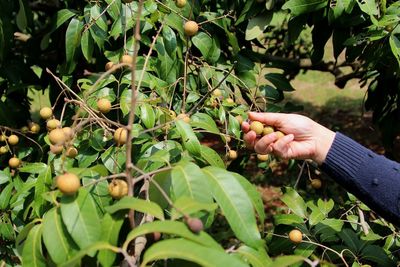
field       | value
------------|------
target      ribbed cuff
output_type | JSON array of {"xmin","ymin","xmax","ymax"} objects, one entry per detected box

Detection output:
[{"xmin": 321, "ymin": 132, "xmax": 367, "ymax": 181}]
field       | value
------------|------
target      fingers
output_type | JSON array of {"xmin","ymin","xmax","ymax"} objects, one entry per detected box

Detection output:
[
  {"xmin": 270, "ymin": 134, "xmax": 294, "ymax": 158},
  {"xmin": 248, "ymin": 112, "xmax": 288, "ymax": 128},
  {"xmin": 254, "ymin": 132, "xmax": 279, "ymax": 154},
  {"xmin": 241, "ymin": 121, "xmax": 250, "ymax": 133},
  {"xmin": 243, "ymin": 130, "xmax": 257, "ymax": 149}
]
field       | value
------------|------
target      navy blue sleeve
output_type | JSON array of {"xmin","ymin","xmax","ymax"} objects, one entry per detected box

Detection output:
[{"xmin": 321, "ymin": 132, "xmax": 400, "ymax": 225}]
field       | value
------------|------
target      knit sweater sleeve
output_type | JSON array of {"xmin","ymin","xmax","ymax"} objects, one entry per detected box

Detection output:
[{"xmin": 321, "ymin": 132, "xmax": 400, "ymax": 225}]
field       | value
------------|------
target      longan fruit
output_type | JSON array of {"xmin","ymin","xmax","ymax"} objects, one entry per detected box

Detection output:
[
  {"xmin": 108, "ymin": 179, "xmax": 128, "ymax": 199},
  {"xmin": 114, "ymin": 127, "xmax": 128, "ymax": 146},
  {"xmin": 29, "ymin": 122, "xmax": 40, "ymax": 134},
  {"xmin": 121, "ymin": 54, "xmax": 133, "ymax": 64},
  {"xmin": 50, "ymin": 145, "xmax": 64, "ymax": 155},
  {"xmin": 21, "ymin": 126, "xmax": 29, "ymax": 134},
  {"xmin": 9, "ymin": 157, "xmax": 21, "ymax": 168},
  {"xmin": 0, "ymin": 134, "xmax": 6, "ymax": 142},
  {"xmin": 262, "ymin": 126, "xmax": 274, "ymax": 135},
  {"xmin": 176, "ymin": 113, "xmax": 191, "ymax": 123},
  {"xmin": 250, "ymin": 121, "xmax": 264, "ymax": 135},
  {"xmin": 227, "ymin": 150, "xmax": 237, "ymax": 160},
  {"xmin": 97, "ymin": 98, "xmax": 112, "ymax": 114},
  {"xmin": 275, "ymin": 131, "xmax": 285, "ymax": 139},
  {"xmin": 49, "ymin": 128, "xmax": 66, "ymax": 145},
  {"xmin": 57, "ymin": 173, "xmax": 80, "ymax": 195},
  {"xmin": 62, "ymin": 127, "xmax": 74, "ymax": 141},
  {"xmin": 226, "ymin": 98, "xmax": 234, "ymax": 104},
  {"xmin": 257, "ymin": 154, "xmax": 269, "ymax": 161},
  {"xmin": 289, "ymin": 229, "xmax": 303, "ymax": 244},
  {"xmin": 0, "ymin": 146, "xmax": 8, "ymax": 154},
  {"xmin": 311, "ymin": 179, "xmax": 322, "ymax": 189},
  {"xmin": 47, "ymin": 119, "xmax": 61, "ymax": 131},
  {"xmin": 39, "ymin": 107, "xmax": 53, "ymax": 120},
  {"xmin": 66, "ymin": 146, "xmax": 78, "ymax": 158},
  {"xmin": 8, "ymin": 135, "xmax": 19, "ymax": 146},
  {"xmin": 186, "ymin": 217, "xmax": 203, "ymax": 233},
  {"xmin": 105, "ymin": 61, "xmax": 114, "ymax": 71},
  {"xmin": 212, "ymin": 89, "xmax": 222, "ymax": 97},
  {"xmin": 184, "ymin": 21, "xmax": 199, "ymax": 36},
  {"xmin": 175, "ymin": 0, "xmax": 186, "ymax": 8}
]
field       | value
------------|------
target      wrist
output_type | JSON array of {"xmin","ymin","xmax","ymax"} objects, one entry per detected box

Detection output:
[{"xmin": 313, "ymin": 125, "xmax": 336, "ymax": 165}]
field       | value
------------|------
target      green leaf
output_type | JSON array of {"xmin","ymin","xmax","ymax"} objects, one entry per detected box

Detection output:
[
  {"xmin": 389, "ymin": 35, "xmax": 400, "ymax": 66},
  {"xmin": 34, "ymin": 166, "xmax": 52, "ymax": 217},
  {"xmin": 192, "ymin": 32, "xmax": 221, "ymax": 63},
  {"xmin": 190, "ymin": 113, "xmax": 220, "ymax": 134},
  {"xmin": 268, "ymin": 255, "xmax": 305, "ymax": 267},
  {"xmin": 170, "ymin": 162, "xmax": 213, "ymax": 204},
  {"xmin": 81, "ymin": 29, "xmax": 94, "ymax": 62},
  {"xmin": 175, "ymin": 119, "xmax": 201, "ymax": 156},
  {"xmin": 282, "ymin": 0, "xmax": 328, "ymax": 16},
  {"xmin": 59, "ymin": 242, "xmax": 118, "ymax": 267},
  {"xmin": 274, "ymin": 214, "xmax": 304, "ymax": 225},
  {"xmin": 42, "ymin": 208, "xmax": 78, "ymax": 264},
  {"xmin": 236, "ymin": 246, "xmax": 272, "ymax": 267},
  {"xmin": 264, "ymin": 73, "xmax": 294, "ymax": 91},
  {"xmin": 140, "ymin": 239, "xmax": 248, "ymax": 267},
  {"xmin": 171, "ymin": 197, "xmax": 218, "ymax": 220},
  {"xmin": 16, "ymin": 0, "xmax": 28, "ymax": 31},
  {"xmin": 60, "ymin": 188, "xmax": 101, "ymax": 252},
  {"xmin": 200, "ymin": 145, "xmax": 225, "ymax": 168},
  {"xmin": 317, "ymin": 198, "xmax": 334, "ymax": 215},
  {"xmin": 123, "ymin": 221, "xmax": 223, "ymax": 251},
  {"xmin": 0, "ymin": 170, "xmax": 10, "ymax": 185},
  {"xmin": 356, "ymin": 0, "xmax": 379, "ymax": 16},
  {"xmin": 22, "ymin": 224, "xmax": 46, "ymax": 267},
  {"xmin": 228, "ymin": 114, "xmax": 241, "ymax": 139},
  {"xmin": 245, "ymin": 14, "xmax": 272, "ymax": 40},
  {"xmin": 232, "ymin": 173, "xmax": 266, "ymax": 226},
  {"xmin": 0, "ymin": 183, "xmax": 13, "ymax": 210},
  {"xmin": 361, "ymin": 245, "xmax": 396, "ymax": 266},
  {"xmin": 105, "ymin": 197, "xmax": 165, "ymax": 220},
  {"xmin": 19, "ymin": 163, "xmax": 47, "ymax": 174},
  {"xmin": 140, "ymin": 103, "xmax": 156, "ymax": 129},
  {"xmin": 98, "ymin": 213, "xmax": 125, "ymax": 267},
  {"xmin": 65, "ymin": 17, "xmax": 83, "ymax": 74},
  {"xmin": 281, "ymin": 187, "xmax": 307, "ymax": 218},
  {"xmin": 202, "ymin": 167, "xmax": 263, "ymax": 248}
]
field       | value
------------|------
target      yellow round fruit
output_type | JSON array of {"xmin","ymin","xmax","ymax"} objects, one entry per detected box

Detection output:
[
  {"xmin": 228, "ymin": 150, "xmax": 237, "ymax": 160},
  {"xmin": 0, "ymin": 146, "xmax": 8, "ymax": 154},
  {"xmin": 225, "ymin": 135, "xmax": 231, "ymax": 143},
  {"xmin": 21, "ymin": 126, "xmax": 29, "ymax": 134},
  {"xmin": 97, "ymin": 98, "xmax": 112, "ymax": 114},
  {"xmin": 289, "ymin": 229, "xmax": 303, "ymax": 244},
  {"xmin": 40, "ymin": 107, "xmax": 53, "ymax": 120},
  {"xmin": 29, "ymin": 122, "xmax": 40, "ymax": 134},
  {"xmin": 235, "ymin": 115, "xmax": 244, "ymax": 125},
  {"xmin": 311, "ymin": 179, "xmax": 322, "ymax": 189},
  {"xmin": 175, "ymin": 0, "xmax": 187, "ymax": 8},
  {"xmin": 9, "ymin": 157, "xmax": 20, "ymax": 168},
  {"xmin": 275, "ymin": 131, "xmax": 285, "ymax": 139},
  {"xmin": 250, "ymin": 121, "xmax": 264, "ymax": 135},
  {"xmin": 108, "ymin": 180, "xmax": 128, "ymax": 199},
  {"xmin": 8, "ymin": 135, "xmax": 19, "ymax": 146},
  {"xmin": 66, "ymin": 146, "xmax": 78, "ymax": 158},
  {"xmin": 62, "ymin": 127, "xmax": 74, "ymax": 141},
  {"xmin": 257, "ymin": 154, "xmax": 269, "ymax": 161},
  {"xmin": 57, "ymin": 173, "xmax": 80, "ymax": 195},
  {"xmin": 176, "ymin": 113, "xmax": 191, "ymax": 123},
  {"xmin": 105, "ymin": 61, "xmax": 114, "ymax": 71},
  {"xmin": 184, "ymin": 21, "xmax": 199, "ymax": 37},
  {"xmin": 121, "ymin": 54, "xmax": 133, "ymax": 64},
  {"xmin": 226, "ymin": 98, "xmax": 234, "ymax": 104},
  {"xmin": 0, "ymin": 134, "xmax": 6, "ymax": 142},
  {"xmin": 212, "ymin": 89, "xmax": 222, "ymax": 97},
  {"xmin": 262, "ymin": 126, "xmax": 274, "ymax": 136},
  {"xmin": 49, "ymin": 128, "xmax": 66, "ymax": 145},
  {"xmin": 114, "ymin": 127, "xmax": 128, "ymax": 146},
  {"xmin": 46, "ymin": 119, "xmax": 61, "ymax": 131},
  {"xmin": 50, "ymin": 145, "xmax": 64, "ymax": 155}
]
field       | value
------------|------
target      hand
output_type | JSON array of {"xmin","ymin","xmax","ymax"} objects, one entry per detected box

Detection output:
[{"xmin": 242, "ymin": 112, "xmax": 335, "ymax": 164}]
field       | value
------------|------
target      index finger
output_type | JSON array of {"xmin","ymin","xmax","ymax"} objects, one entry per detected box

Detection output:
[{"xmin": 248, "ymin": 112, "xmax": 288, "ymax": 128}]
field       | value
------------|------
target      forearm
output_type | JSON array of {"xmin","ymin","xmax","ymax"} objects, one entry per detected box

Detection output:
[{"xmin": 321, "ymin": 132, "xmax": 400, "ymax": 225}]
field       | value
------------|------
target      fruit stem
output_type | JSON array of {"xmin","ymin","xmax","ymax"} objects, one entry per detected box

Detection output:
[{"xmin": 125, "ymin": 0, "xmax": 144, "ymax": 230}]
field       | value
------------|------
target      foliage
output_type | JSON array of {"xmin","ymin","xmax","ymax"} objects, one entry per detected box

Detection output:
[{"xmin": 0, "ymin": 0, "xmax": 399, "ymax": 266}]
